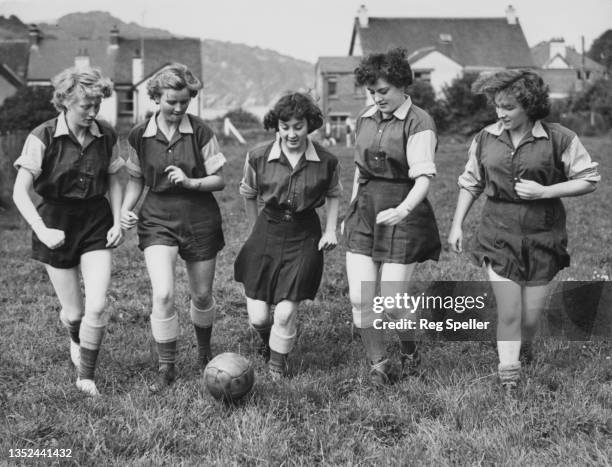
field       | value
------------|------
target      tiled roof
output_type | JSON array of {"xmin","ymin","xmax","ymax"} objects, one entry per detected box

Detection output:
[
  {"xmin": 532, "ymin": 41, "xmax": 606, "ymax": 71},
  {"xmin": 0, "ymin": 40, "xmax": 29, "ymax": 79},
  {"xmin": 316, "ymin": 56, "xmax": 361, "ymax": 73},
  {"xmin": 351, "ymin": 17, "xmax": 535, "ymax": 68},
  {"xmin": 114, "ymin": 38, "xmax": 201, "ymax": 84},
  {"xmin": 26, "ymin": 36, "xmax": 201, "ymax": 85}
]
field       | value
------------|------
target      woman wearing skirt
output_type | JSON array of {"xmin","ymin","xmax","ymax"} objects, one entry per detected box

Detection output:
[{"xmin": 234, "ymin": 92, "xmax": 341, "ymax": 378}]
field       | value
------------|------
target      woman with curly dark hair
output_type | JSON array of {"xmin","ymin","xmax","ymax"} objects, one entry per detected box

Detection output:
[
  {"xmin": 344, "ymin": 48, "xmax": 441, "ymax": 385},
  {"xmin": 234, "ymin": 92, "xmax": 341, "ymax": 378},
  {"xmin": 448, "ymin": 69, "xmax": 600, "ymax": 394}
]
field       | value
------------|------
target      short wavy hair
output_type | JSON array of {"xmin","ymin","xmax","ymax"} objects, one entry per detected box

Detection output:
[
  {"xmin": 472, "ymin": 69, "xmax": 551, "ymax": 121},
  {"xmin": 51, "ymin": 66, "xmax": 113, "ymax": 112},
  {"xmin": 263, "ymin": 92, "xmax": 323, "ymax": 133},
  {"xmin": 147, "ymin": 63, "xmax": 202, "ymax": 100},
  {"xmin": 354, "ymin": 48, "xmax": 413, "ymax": 88}
]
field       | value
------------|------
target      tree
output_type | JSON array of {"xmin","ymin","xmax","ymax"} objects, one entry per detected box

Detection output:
[
  {"xmin": 441, "ymin": 73, "xmax": 496, "ymax": 135},
  {"xmin": 0, "ymin": 86, "xmax": 56, "ymax": 133},
  {"xmin": 407, "ymin": 80, "xmax": 449, "ymax": 132},
  {"xmin": 588, "ymin": 29, "xmax": 612, "ymax": 71}
]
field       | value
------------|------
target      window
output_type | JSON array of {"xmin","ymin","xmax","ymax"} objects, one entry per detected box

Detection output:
[
  {"xmin": 327, "ymin": 78, "xmax": 337, "ymax": 98},
  {"xmin": 414, "ymin": 71, "xmax": 431, "ymax": 83},
  {"xmin": 117, "ymin": 89, "xmax": 134, "ymax": 116}
]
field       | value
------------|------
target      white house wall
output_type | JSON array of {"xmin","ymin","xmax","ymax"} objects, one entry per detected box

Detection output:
[
  {"xmin": 412, "ymin": 51, "xmax": 463, "ymax": 96},
  {"xmin": 98, "ymin": 91, "xmax": 117, "ymax": 127}
]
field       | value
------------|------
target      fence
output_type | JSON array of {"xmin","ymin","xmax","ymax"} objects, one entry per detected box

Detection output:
[{"xmin": 0, "ymin": 131, "xmax": 27, "ymax": 208}]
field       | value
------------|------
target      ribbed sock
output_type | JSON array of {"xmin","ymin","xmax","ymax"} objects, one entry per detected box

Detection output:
[
  {"xmin": 359, "ymin": 326, "xmax": 387, "ymax": 364},
  {"xmin": 79, "ymin": 347, "xmax": 99, "ymax": 380}
]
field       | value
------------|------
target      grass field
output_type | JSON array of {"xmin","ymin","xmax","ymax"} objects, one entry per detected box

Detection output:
[{"xmin": 1, "ymin": 135, "xmax": 611, "ymax": 465}]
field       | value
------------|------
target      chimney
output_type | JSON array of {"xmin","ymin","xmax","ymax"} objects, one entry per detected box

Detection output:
[
  {"xmin": 505, "ymin": 5, "xmax": 517, "ymax": 25},
  {"xmin": 28, "ymin": 24, "xmax": 40, "ymax": 48},
  {"xmin": 550, "ymin": 38, "xmax": 566, "ymax": 60},
  {"xmin": 132, "ymin": 49, "xmax": 144, "ymax": 84},
  {"xmin": 358, "ymin": 4, "xmax": 369, "ymax": 28},
  {"xmin": 109, "ymin": 25, "xmax": 119, "ymax": 48},
  {"xmin": 74, "ymin": 48, "xmax": 90, "ymax": 68}
]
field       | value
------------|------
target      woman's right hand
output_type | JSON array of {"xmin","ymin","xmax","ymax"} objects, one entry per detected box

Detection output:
[
  {"xmin": 35, "ymin": 226, "xmax": 65, "ymax": 249},
  {"xmin": 447, "ymin": 225, "xmax": 463, "ymax": 253},
  {"xmin": 120, "ymin": 210, "xmax": 139, "ymax": 230}
]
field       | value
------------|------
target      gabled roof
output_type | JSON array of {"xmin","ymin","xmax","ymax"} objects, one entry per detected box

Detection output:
[
  {"xmin": 407, "ymin": 46, "xmax": 462, "ymax": 66},
  {"xmin": 26, "ymin": 36, "xmax": 201, "ymax": 85},
  {"xmin": 28, "ymin": 38, "xmax": 117, "ymax": 81},
  {"xmin": 532, "ymin": 41, "xmax": 606, "ymax": 71},
  {"xmin": 350, "ymin": 17, "xmax": 535, "ymax": 68},
  {"xmin": 114, "ymin": 38, "xmax": 201, "ymax": 84},
  {"xmin": 0, "ymin": 40, "xmax": 29, "ymax": 79},
  {"xmin": 316, "ymin": 56, "xmax": 361, "ymax": 74}
]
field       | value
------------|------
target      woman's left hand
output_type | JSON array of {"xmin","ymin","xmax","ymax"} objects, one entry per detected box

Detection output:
[
  {"xmin": 515, "ymin": 178, "xmax": 548, "ymax": 200},
  {"xmin": 165, "ymin": 165, "xmax": 190, "ymax": 187},
  {"xmin": 376, "ymin": 207, "xmax": 410, "ymax": 225},
  {"xmin": 318, "ymin": 231, "xmax": 338, "ymax": 251},
  {"xmin": 106, "ymin": 224, "xmax": 123, "ymax": 248}
]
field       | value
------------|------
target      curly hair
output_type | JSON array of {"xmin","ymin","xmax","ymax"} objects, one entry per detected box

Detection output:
[
  {"xmin": 146, "ymin": 63, "xmax": 202, "ymax": 100},
  {"xmin": 50, "ymin": 66, "xmax": 113, "ymax": 112},
  {"xmin": 263, "ymin": 92, "xmax": 323, "ymax": 133},
  {"xmin": 354, "ymin": 48, "xmax": 413, "ymax": 88},
  {"xmin": 472, "ymin": 69, "xmax": 551, "ymax": 121}
]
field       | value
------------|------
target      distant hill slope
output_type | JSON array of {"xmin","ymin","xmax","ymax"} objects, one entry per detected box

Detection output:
[{"xmin": 0, "ymin": 11, "xmax": 314, "ymax": 111}]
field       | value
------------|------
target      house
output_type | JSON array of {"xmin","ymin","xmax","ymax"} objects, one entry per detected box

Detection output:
[
  {"xmin": 314, "ymin": 56, "xmax": 362, "ymax": 140},
  {"xmin": 0, "ymin": 40, "xmax": 28, "ymax": 104},
  {"xmin": 25, "ymin": 25, "xmax": 202, "ymax": 129},
  {"xmin": 531, "ymin": 38, "xmax": 607, "ymax": 99},
  {"xmin": 315, "ymin": 5, "xmax": 535, "ymax": 136}
]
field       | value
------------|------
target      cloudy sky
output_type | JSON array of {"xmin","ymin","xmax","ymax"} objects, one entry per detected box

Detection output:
[{"xmin": 1, "ymin": 0, "xmax": 610, "ymax": 62}]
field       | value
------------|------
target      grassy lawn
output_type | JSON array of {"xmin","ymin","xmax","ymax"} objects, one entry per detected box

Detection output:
[{"xmin": 1, "ymin": 135, "xmax": 611, "ymax": 465}]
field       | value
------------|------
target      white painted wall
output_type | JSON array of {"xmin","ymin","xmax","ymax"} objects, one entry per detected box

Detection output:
[
  {"xmin": 546, "ymin": 56, "xmax": 570, "ymax": 69},
  {"xmin": 412, "ymin": 51, "xmax": 463, "ymax": 96},
  {"xmin": 98, "ymin": 90, "xmax": 117, "ymax": 127}
]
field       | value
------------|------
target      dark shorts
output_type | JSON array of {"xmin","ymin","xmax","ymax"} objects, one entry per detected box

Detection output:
[
  {"xmin": 469, "ymin": 198, "xmax": 569, "ymax": 284},
  {"xmin": 234, "ymin": 207, "xmax": 323, "ymax": 305},
  {"xmin": 138, "ymin": 190, "xmax": 225, "ymax": 262},
  {"xmin": 344, "ymin": 178, "xmax": 441, "ymax": 264},
  {"xmin": 32, "ymin": 197, "xmax": 113, "ymax": 269}
]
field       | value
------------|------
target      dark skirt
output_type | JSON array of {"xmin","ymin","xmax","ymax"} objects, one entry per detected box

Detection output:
[
  {"xmin": 344, "ymin": 178, "xmax": 441, "ymax": 264},
  {"xmin": 138, "ymin": 190, "xmax": 224, "ymax": 262},
  {"xmin": 469, "ymin": 197, "xmax": 569, "ymax": 284},
  {"xmin": 234, "ymin": 207, "xmax": 323, "ymax": 305},
  {"xmin": 32, "ymin": 197, "xmax": 113, "ymax": 269}
]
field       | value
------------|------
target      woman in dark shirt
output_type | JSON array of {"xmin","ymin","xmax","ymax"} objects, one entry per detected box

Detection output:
[
  {"xmin": 13, "ymin": 66, "xmax": 123, "ymax": 396},
  {"xmin": 234, "ymin": 92, "xmax": 341, "ymax": 378},
  {"xmin": 121, "ymin": 63, "xmax": 226, "ymax": 392},
  {"xmin": 344, "ymin": 49, "xmax": 441, "ymax": 385},
  {"xmin": 448, "ymin": 70, "xmax": 600, "ymax": 394}
]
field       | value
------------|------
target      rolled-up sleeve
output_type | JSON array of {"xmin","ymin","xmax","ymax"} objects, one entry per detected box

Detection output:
[
  {"xmin": 562, "ymin": 135, "xmax": 601, "ymax": 183},
  {"xmin": 326, "ymin": 164, "xmax": 343, "ymax": 198},
  {"xmin": 108, "ymin": 141, "xmax": 125, "ymax": 174},
  {"xmin": 458, "ymin": 137, "xmax": 485, "ymax": 198},
  {"xmin": 13, "ymin": 134, "xmax": 45, "ymax": 179},
  {"xmin": 406, "ymin": 129, "xmax": 437, "ymax": 178},
  {"xmin": 239, "ymin": 153, "xmax": 258, "ymax": 199},
  {"xmin": 201, "ymin": 135, "xmax": 226, "ymax": 175},
  {"xmin": 125, "ymin": 143, "xmax": 143, "ymax": 178}
]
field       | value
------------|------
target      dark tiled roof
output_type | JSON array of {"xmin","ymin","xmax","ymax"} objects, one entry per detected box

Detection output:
[
  {"xmin": 317, "ymin": 56, "xmax": 362, "ymax": 73},
  {"xmin": 114, "ymin": 38, "xmax": 201, "ymax": 84},
  {"xmin": 0, "ymin": 40, "xmax": 29, "ymax": 79},
  {"xmin": 532, "ymin": 41, "xmax": 606, "ymax": 71},
  {"xmin": 27, "ymin": 36, "xmax": 201, "ymax": 85},
  {"xmin": 352, "ymin": 17, "xmax": 535, "ymax": 68}
]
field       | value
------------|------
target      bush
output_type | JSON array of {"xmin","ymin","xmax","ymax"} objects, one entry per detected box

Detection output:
[
  {"xmin": 408, "ymin": 80, "xmax": 449, "ymax": 132},
  {"xmin": 220, "ymin": 108, "xmax": 261, "ymax": 129},
  {"xmin": 0, "ymin": 86, "xmax": 55, "ymax": 133},
  {"xmin": 441, "ymin": 73, "xmax": 496, "ymax": 135},
  {"xmin": 569, "ymin": 78, "xmax": 612, "ymax": 129}
]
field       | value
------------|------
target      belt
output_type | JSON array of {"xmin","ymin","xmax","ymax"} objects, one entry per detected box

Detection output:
[{"xmin": 262, "ymin": 206, "xmax": 316, "ymax": 223}]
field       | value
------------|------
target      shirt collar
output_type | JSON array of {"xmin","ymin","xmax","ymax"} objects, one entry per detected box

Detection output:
[
  {"xmin": 143, "ymin": 113, "xmax": 194, "ymax": 138},
  {"xmin": 360, "ymin": 95, "xmax": 413, "ymax": 121},
  {"xmin": 484, "ymin": 120, "xmax": 549, "ymax": 139},
  {"xmin": 267, "ymin": 134, "xmax": 320, "ymax": 162},
  {"xmin": 54, "ymin": 112, "xmax": 103, "ymax": 138}
]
